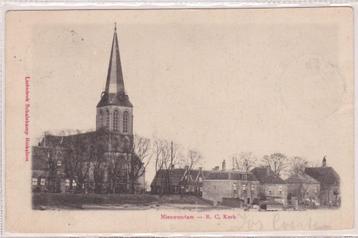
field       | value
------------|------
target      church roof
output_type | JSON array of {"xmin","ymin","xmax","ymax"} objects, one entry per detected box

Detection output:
[{"xmin": 97, "ymin": 24, "xmax": 132, "ymax": 108}]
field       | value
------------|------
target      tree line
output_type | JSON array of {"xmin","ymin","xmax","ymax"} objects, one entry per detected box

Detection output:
[{"xmin": 229, "ymin": 152, "xmax": 318, "ymax": 177}]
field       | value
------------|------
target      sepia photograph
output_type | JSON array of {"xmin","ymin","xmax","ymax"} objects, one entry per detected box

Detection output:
[{"xmin": 4, "ymin": 7, "xmax": 354, "ymax": 233}]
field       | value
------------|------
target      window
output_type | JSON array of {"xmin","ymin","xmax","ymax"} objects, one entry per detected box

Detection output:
[
  {"xmin": 232, "ymin": 183, "xmax": 237, "ymax": 191},
  {"xmin": 72, "ymin": 180, "xmax": 77, "ymax": 187},
  {"xmin": 106, "ymin": 110, "xmax": 110, "ymax": 129},
  {"xmin": 279, "ymin": 185, "xmax": 282, "ymax": 195},
  {"xmin": 123, "ymin": 111, "xmax": 129, "ymax": 133},
  {"xmin": 251, "ymin": 184, "xmax": 255, "ymax": 191},
  {"xmin": 57, "ymin": 160, "xmax": 62, "ymax": 166},
  {"xmin": 242, "ymin": 184, "xmax": 246, "ymax": 191},
  {"xmin": 40, "ymin": 178, "xmax": 46, "ymax": 186},
  {"xmin": 99, "ymin": 110, "xmax": 103, "ymax": 127},
  {"xmin": 65, "ymin": 179, "xmax": 70, "ymax": 187},
  {"xmin": 32, "ymin": 178, "xmax": 38, "ymax": 185},
  {"xmin": 113, "ymin": 110, "xmax": 119, "ymax": 131},
  {"xmin": 243, "ymin": 174, "xmax": 247, "ymax": 180},
  {"xmin": 269, "ymin": 190, "xmax": 272, "ymax": 195}
]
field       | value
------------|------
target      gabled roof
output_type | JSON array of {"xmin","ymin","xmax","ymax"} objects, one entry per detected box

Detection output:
[
  {"xmin": 151, "ymin": 168, "xmax": 186, "ymax": 187},
  {"xmin": 285, "ymin": 173, "xmax": 319, "ymax": 184},
  {"xmin": 304, "ymin": 167, "xmax": 340, "ymax": 186},
  {"xmin": 32, "ymin": 146, "xmax": 50, "ymax": 171},
  {"xmin": 151, "ymin": 168, "xmax": 212, "ymax": 187},
  {"xmin": 205, "ymin": 171, "xmax": 258, "ymax": 181},
  {"xmin": 251, "ymin": 167, "xmax": 286, "ymax": 184}
]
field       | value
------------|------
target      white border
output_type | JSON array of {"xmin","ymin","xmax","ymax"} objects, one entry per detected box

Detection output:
[{"xmin": 0, "ymin": 1, "xmax": 356, "ymax": 237}]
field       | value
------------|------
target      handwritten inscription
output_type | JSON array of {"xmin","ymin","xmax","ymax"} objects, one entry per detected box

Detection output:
[{"xmin": 160, "ymin": 212, "xmax": 331, "ymax": 231}]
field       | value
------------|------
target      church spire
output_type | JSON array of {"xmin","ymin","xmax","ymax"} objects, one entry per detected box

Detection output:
[
  {"xmin": 97, "ymin": 24, "xmax": 132, "ymax": 108},
  {"xmin": 105, "ymin": 23, "xmax": 125, "ymax": 95}
]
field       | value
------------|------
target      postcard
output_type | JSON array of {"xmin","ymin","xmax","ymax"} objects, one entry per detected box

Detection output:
[{"xmin": 4, "ymin": 7, "xmax": 354, "ymax": 234}]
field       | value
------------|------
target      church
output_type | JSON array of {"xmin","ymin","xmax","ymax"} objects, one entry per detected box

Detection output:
[{"xmin": 31, "ymin": 25, "xmax": 145, "ymax": 194}]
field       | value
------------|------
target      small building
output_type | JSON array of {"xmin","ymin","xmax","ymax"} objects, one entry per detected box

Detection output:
[
  {"xmin": 32, "ymin": 146, "xmax": 50, "ymax": 193},
  {"xmin": 304, "ymin": 157, "xmax": 340, "ymax": 207},
  {"xmin": 202, "ymin": 171, "xmax": 260, "ymax": 206},
  {"xmin": 150, "ymin": 167, "xmax": 208, "ymax": 195},
  {"xmin": 285, "ymin": 173, "xmax": 320, "ymax": 207},
  {"xmin": 32, "ymin": 146, "xmax": 68, "ymax": 193},
  {"xmin": 251, "ymin": 166, "xmax": 288, "ymax": 206}
]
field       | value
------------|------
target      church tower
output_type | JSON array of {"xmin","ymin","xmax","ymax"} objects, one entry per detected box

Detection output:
[{"xmin": 96, "ymin": 24, "xmax": 133, "ymax": 135}]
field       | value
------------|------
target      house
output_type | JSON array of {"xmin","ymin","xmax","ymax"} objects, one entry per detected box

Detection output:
[
  {"xmin": 150, "ymin": 166, "xmax": 209, "ymax": 195},
  {"xmin": 151, "ymin": 168, "xmax": 186, "ymax": 194},
  {"xmin": 251, "ymin": 166, "xmax": 288, "ymax": 206},
  {"xmin": 285, "ymin": 173, "xmax": 320, "ymax": 207},
  {"xmin": 31, "ymin": 25, "xmax": 145, "ymax": 194},
  {"xmin": 304, "ymin": 157, "xmax": 340, "ymax": 207},
  {"xmin": 32, "ymin": 146, "xmax": 51, "ymax": 193},
  {"xmin": 202, "ymin": 170, "xmax": 260, "ymax": 206},
  {"xmin": 32, "ymin": 145, "xmax": 69, "ymax": 193}
]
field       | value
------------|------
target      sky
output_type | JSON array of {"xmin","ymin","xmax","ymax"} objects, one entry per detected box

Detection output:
[{"xmin": 8, "ymin": 9, "xmax": 352, "ymax": 182}]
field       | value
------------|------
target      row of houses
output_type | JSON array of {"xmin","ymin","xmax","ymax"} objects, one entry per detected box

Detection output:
[{"xmin": 150, "ymin": 157, "xmax": 340, "ymax": 209}]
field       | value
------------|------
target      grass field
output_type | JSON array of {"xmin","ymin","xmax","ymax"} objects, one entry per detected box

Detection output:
[{"xmin": 32, "ymin": 193, "xmax": 214, "ymax": 210}]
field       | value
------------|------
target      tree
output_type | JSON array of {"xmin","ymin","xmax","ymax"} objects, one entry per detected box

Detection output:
[
  {"xmin": 152, "ymin": 138, "xmax": 182, "ymax": 194},
  {"xmin": 184, "ymin": 150, "xmax": 202, "ymax": 170},
  {"xmin": 262, "ymin": 153, "xmax": 288, "ymax": 176},
  {"xmin": 129, "ymin": 134, "xmax": 153, "ymax": 193},
  {"xmin": 289, "ymin": 156, "xmax": 309, "ymax": 176},
  {"xmin": 65, "ymin": 143, "xmax": 91, "ymax": 193},
  {"xmin": 232, "ymin": 152, "xmax": 257, "ymax": 173},
  {"xmin": 64, "ymin": 133, "xmax": 106, "ymax": 193},
  {"xmin": 179, "ymin": 150, "xmax": 202, "ymax": 191}
]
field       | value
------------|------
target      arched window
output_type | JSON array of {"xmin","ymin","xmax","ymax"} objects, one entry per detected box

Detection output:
[
  {"xmin": 99, "ymin": 110, "xmax": 103, "ymax": 127},
  {"xmin": 106, "ymin": 110, "xmax": 110, "ymax": 129},
  {"xmin": 123, "ymin": 111, "xmax": 129, "ymax": 133},
  {"xmin": 113, "ymin": 110, "xmax": 119, "ymax": 131}
]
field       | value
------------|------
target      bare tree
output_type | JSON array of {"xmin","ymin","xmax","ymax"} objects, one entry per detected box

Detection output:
[
  {"xmin": 178, "ymin": 150, "xmax": 202, "ymax": 192},
  {"xmin": 262, "ymin": 153, "xmax": 288, "ymax": 176},
  {"xmin": 153, "ymin": 138, "xmax": 165, "ymax": 173},
  {"xmin": 289, "ymin": 156, "xmax": 309, "ymax": 176},
  {"xmin": 152, "ymin": 138, "xmax": 182, "ymax": 194},
  {"xmin": 184, "ymin": 150, "xmax": 202, "ymax": 170},
  {"xmin": 64, "ymin": 133, "xmax": 107, "ymax": 193},
  {"xmin": 232, "ymin": 152, "xmax": 257, "ymax": 173},
  {"xmin": 129, "ymin": 134, "xmax": 153, "ymax": 193},
  {"xmin": 65, "ymin": 143, "xmax": 91, "ymax": 193}
]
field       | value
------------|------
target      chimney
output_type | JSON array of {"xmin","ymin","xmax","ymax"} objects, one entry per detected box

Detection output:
[
  {"xmin": 213, "ymin": 166, "xmax": 220, "ymax": 171},
  {"xmin": 222, "ymin": 160, "xmax": 226, "ymax": 171},
  {"xmin": 322, "ymin": 156, "xmax": 327, "ymax": 167}
]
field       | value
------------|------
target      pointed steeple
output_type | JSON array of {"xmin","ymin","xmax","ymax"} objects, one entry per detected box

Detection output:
[
  {"xmin": 97, "ymin": 24, "xmax": 132, "ymax": 108},
  {"xmin": 105, "ymin": 23, "xmax": 125, "ymax": 95}
]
